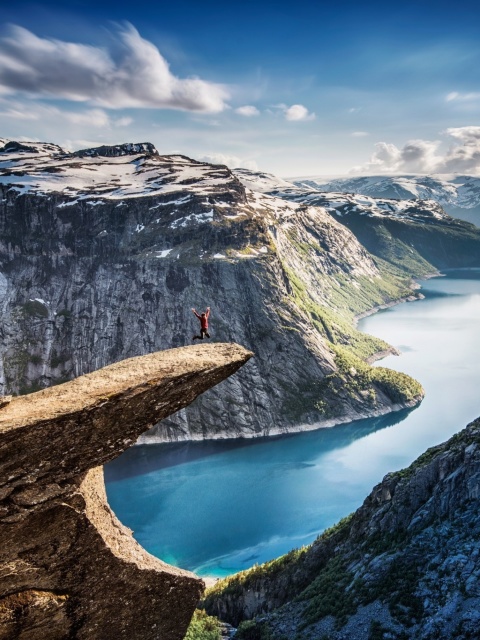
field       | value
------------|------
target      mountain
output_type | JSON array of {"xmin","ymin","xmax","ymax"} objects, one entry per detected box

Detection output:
[
  {"xmin": 291, "ymin": 174, "xmax": 480, "ymax": 226},
  {"xmin": 204, "ymin": 416, "xmax": 480, "ymax": 640},
  {"xmin": 234, "ymin": 169, "xmax": 480, "ymax": 277},
  {"xmin": 0, "ymin": 138, "xmax": 430, "ymax": 442}
]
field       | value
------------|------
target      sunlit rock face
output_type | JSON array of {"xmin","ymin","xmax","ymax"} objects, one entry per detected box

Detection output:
[{"xmin": 0, "ymin": 343, "xmax": 252, "ymax": 640}]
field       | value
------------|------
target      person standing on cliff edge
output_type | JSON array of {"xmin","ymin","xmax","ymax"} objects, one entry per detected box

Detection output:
[{"xmin": 192, "ymin": 306, "xmax": 211, "ymax": 341}]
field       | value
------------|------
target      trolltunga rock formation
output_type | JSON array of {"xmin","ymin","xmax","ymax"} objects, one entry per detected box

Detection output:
[{"xmin": 0, "ymin": 343, "xmax": 252, "ymax": 640}]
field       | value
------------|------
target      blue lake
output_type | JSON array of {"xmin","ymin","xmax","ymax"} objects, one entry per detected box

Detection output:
[{"xmin": 105, "ymin": 270, "xmax": 480, "ymax": 578}]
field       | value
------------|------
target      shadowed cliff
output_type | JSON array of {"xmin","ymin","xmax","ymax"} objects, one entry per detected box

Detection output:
[{"xmin": 0, "ymin": 343, "xmax": 252, "ymax": 640}]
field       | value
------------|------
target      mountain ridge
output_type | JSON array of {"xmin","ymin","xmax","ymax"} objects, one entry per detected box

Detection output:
[
  {"xmin": 2, "ymin": 139, "xmax": 480, "ymax": 443},
  {"xmin": 289, "ymin": 173, "xmax": 480, "ymax": 226}
]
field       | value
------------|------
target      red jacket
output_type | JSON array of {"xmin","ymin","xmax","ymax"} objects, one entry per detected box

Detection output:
[{"xmin": 194, "ymin": 309, "xmax": 210, "ymax": 329}]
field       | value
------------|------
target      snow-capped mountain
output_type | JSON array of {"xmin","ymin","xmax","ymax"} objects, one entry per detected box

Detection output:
[
  {"xmin": 233, "ymin": 169, "xmax": 450, "ymax": 224},
  {"xmin": 0, "ymin": 139, "xmax": 299, "ymax": 222},
  {"xmin": 290, "ymin": 174, "xmax": 480, "ymax": 225},
  {"xmin": 0, "ymin": 139, "xmax": 238, "ymax": 201}
]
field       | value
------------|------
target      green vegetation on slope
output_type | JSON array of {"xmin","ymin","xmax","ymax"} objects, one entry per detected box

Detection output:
[
  {"xmin": 235, "ymin": 620, "xmax": 276, "ymax": 640},
  {"xmin": 333, "ymin": 345, "xmax": 423, "ymax": 404},
  {"xmin": 204, "ymin": 515, "xmax": 354, "ymax": 616},
  {"xmin": 205, "ymin": 546, "xmax": 309, "ymax": 601},
  {"xmin": 184, "ymin": 609, "xmax": 222, "ymax": 640},
  {"xmin": 278, "ymin": 261, "xmax": 424, "ymax": 421},
  {"xmin": 341, "ymin": 216, "xmax": 480, "ymax": 273},
  {"xmin": 206, "ymin": 420, "xmax": 480, "ymax": 637},
  {"xmin": 282, "ymin": 263, "xmax": 395, "ymax": 360}
]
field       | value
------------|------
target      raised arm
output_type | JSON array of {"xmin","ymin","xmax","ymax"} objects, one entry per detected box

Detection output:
[
  {"xmin": 206, "ymin": 307, "xmax": 210, "ymax": 319},
  {"xmin": 192, "ymin": 308, "xmax": 201, "ymax": 320}
]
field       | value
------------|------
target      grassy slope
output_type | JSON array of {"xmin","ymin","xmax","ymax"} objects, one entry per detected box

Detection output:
[
  {"xmin": 340, "ymin": 216, "xmax": 480, "ymax": 273},
  {"xmin": 274, "ymin": 221, "xmax": 425, "ymax": 422}
]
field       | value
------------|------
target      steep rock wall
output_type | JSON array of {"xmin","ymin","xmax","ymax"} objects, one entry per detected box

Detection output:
[
  {"xmin": 0, "ymin": 144, "xmax": 426, "ymax": 441},
  {"xmin": 0, "ymin": 185, "xmax": 422, "ymax": 441}
]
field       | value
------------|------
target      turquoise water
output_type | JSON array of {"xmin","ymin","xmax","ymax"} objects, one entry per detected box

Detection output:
[{"xmin": 105, "ymin": 270, "xmax": 480, "ymax": 578}]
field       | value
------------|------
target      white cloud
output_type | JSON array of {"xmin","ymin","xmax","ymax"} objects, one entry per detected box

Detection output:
[
  {"xmin": 235, "ymin": 105, "xmax": 260, "ymax": 117},
  {"xmin": 64, "ymin": 108, "xmax": 110, "ymax": 128},
  {"xmin": 198, "ymin": 153, "xmax": 258, "ymax": 171},
  {"xmin": 115, "ymin": 116, "xmax": 133, "ymax": 127},
  {"xmin": 352, "ymin": 126, "xmax": 480, "ymax": 175},
  {"xmin": 0, "ymin": 98, "xmax": 137, "ymax": 133},
  {"xmin": 0, "ymin": 23, "xmax": 229, "ymax": 113},
  {"xmin": 438, "ymin": 126, "xmax": 480, "ymax": 173},
  {"xmin": 446, "ymin": 92, "xmax": 459, "ymax": 102},
  {"xmin": 351, "ymin": 131, "xmax": 369, "ymax": 137},
  {"xmin": 445, "ymin": 126, "xmax": 480, "ymax": 141},
  {"xmin": 351, "ymin": 139, "xmax": 440, "ymax": 174},
  {"xmin": 283, "ymin": 104, "xmax": 315, "ymax": 122},
  {"xmin": 0, "ymin": 108, "xmax": 38, "ymax": 120},
  {"xmin": 445, "ymin": 91, "xmax": 480, "ymax": 102}
]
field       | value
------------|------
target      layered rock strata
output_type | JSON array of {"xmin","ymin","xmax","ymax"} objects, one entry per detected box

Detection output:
[{"xmin": 0, "ymin": 343, "xmax": 252, "ymax": 640}]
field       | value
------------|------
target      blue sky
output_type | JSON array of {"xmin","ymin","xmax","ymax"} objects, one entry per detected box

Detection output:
[{"xmin": 1, "ymin": 0, "xmax": 480, "ymax": 175}]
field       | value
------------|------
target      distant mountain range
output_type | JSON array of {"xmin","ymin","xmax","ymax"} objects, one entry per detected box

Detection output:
[
  {"xmin": 234, "ymin": 168, "xmax": 480, "ymax": 276},
  {"xmin": 235, "ymin": 168, "xmax": 449, "ymax": 222},
  {"xmin": 289, "ymin": 173, "xmax": 480, "ymax": 226}
]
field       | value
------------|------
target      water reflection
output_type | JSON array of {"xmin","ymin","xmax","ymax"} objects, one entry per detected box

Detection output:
[{"xmin": 105, "ymin": 408, "xmax": 414, "ymax": 482}]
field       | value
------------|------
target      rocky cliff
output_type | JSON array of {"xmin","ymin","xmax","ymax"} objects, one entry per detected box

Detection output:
[
  {"xmin": 0, "ymin": 139, "xmax": 428, "ymax": 441},
  {"xmin": 205, "ymin": 416, "xmax": 480, "ymax": 640},
  {"xmin": 0, "ymin": 342, "xmax": 251, "ymax": 640}
]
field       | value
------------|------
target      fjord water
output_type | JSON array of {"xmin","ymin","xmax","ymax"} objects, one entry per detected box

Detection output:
[{"xmin": 105, "ymin": 270, "xmax": 480, "ymax": 578}]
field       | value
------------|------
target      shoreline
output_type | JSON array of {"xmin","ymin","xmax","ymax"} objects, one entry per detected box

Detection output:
[
  {"xmin": 353, "ymin": 293, "xmax": 424, "ymax": 325},
  {"xmin": 137, "ymin": 392, "xmax": 424, "ymax": 445},
  {"xmin": 353, "ymin": 271, "xmax": 441, "ymax": 326}
]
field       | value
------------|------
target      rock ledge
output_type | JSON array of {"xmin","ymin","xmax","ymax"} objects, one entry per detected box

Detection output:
[{"xmin": 0, "ymin": 343, "xmax": 252, "ymax": 640}]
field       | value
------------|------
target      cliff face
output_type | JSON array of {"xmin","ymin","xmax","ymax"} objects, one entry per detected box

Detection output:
[
  {"xmin": 0, "ymin": 140, "xmax": 425, "ymax": 441},
  {"xmin": 205, "ymin": 417, "xmax": 480, "ymax": 640},
  {"xmin": 0, "ymin": 343, "xmax": 252, "ymax": 640}
]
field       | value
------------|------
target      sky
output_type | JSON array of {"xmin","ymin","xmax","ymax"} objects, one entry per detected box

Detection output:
[{"xmin": 0, "ymin": 0, "xmax": 480, "ymax": 176}]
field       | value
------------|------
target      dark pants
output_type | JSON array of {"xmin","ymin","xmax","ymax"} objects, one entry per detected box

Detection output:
[{"xmin": 193, "ymin": 329, "xmax": 210, "ymax": 340}]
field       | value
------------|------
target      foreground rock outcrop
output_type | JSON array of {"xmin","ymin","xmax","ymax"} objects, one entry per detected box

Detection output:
[
  {"xmin": 205, "ymin": 417, "xmax": 480, "ymax": 639},
  {"xmin": 0, "ymin": 343, "xmax": 252, "ymax": 640}
]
